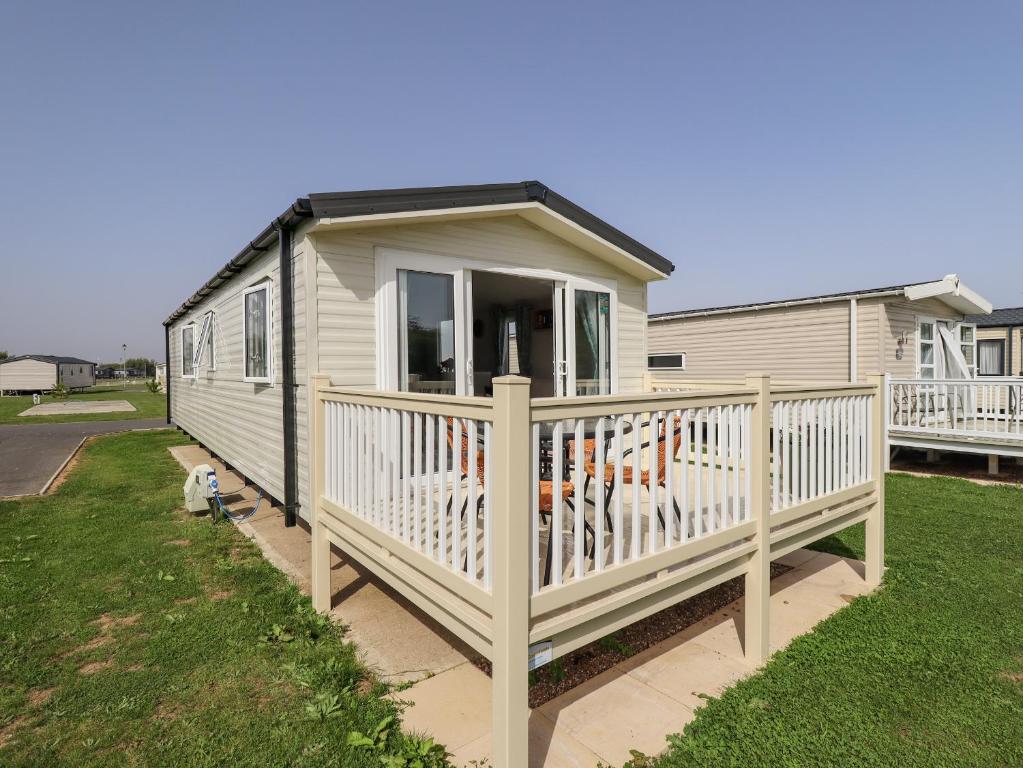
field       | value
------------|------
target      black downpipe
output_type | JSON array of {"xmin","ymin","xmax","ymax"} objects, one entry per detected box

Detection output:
[
  {"xmin": 277, "ymin": 224, "xmax": 298, "ymax": 527},
  {"xmin": 164, "ymin": 325, "xmax": 171, "ymax": 425}
]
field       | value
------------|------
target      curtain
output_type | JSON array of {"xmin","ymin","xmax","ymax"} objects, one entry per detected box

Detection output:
[
  {"xmin": 938, "ymin": 325, "xmax": 970, "ymax": 380},
  {"xmin": 515, "ymin": 303, "xmax": 533, "ymax": 376},
  {"xmin": 979, "ymin": 341, "xmax": 1004, "ymax": 376},
  {"xmin": 492, "ymin": 305, "xmax": 508, "ymax": 376}
]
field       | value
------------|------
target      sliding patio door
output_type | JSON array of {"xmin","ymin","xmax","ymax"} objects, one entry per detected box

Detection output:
[{"xmin": 554, "ymin": 283, "xmax": 614, "ymax": 396}]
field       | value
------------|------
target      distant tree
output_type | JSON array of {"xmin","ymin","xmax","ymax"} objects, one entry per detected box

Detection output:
[
  {"xmin": 125, "ymin": 357, "xmax": 157, "ymax": 376},
  {"xmin": 0, "ymin": 351, "xmax": 8, "ymax": 360}
]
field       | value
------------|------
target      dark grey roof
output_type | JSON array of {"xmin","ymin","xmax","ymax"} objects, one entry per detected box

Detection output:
[
  {"xmin": 650, "ymin": 279, "xmax": 943, "ymax": 321},
  {"xmin": 164, "ymin": 181, "xmax": 673, "ymax": 325},
  {"xmin": 0, "ymin": 355, "xmax": 95, "ymax": 366},
  {"xmin": 964, "ymin": 307, "xmax": 1023, "ymax": 327}
]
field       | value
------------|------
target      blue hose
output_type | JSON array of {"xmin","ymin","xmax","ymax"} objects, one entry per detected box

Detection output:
[{"xmin": 208, "ymin": 473, "xmax": 264, "ymax": 522}]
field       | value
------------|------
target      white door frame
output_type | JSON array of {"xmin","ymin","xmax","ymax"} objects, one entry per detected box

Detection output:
[{"xmin": 375, "ymin": 246, "xmax": 619, "ymax": 395}]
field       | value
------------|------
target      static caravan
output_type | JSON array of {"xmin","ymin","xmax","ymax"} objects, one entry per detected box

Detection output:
[
  {"xmin": 0, "ymin": 355, "xmax": 96, "ymax": 394},
  {"xmin": 965, "ymin": 307, "xmax": 1023, "ymax": 379},
  {"xmin": 164, "ymin": 181, "xmax": 673, "ymax": 526},
  {"xmin": 647, "ymin": 276, "xmax": 992, "ymax": 385},
  {"xmin": 165, "ymin": 183, "xmax": 901, "ymax": 765}
]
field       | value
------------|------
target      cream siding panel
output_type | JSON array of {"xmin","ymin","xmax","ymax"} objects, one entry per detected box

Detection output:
[
  {"xmin": 312, "ymin": 216, "xmax": 650, "ymax": 394},
  {"xmin": 0, "ymin": 359, "xmax": 56, "ymax": 391},
  {"xmin": 1015, "ymin": 329, "xmax": 1023, "ymax": 377},
  {"xmin": 855, "ymin": 298, "xmax": 883, "ymax": 379},
  {"xmin": 168, "ymin": 222, "xmax": 312, "ymax": 521},
  {"xmin": 647, "ymin": 302, "xmax": 852, "ymax": 383}
]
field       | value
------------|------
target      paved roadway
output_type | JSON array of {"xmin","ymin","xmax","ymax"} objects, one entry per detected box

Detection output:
[{"xmin": 0, "ymin": 419, "xmax": 168, "ymax": 497}]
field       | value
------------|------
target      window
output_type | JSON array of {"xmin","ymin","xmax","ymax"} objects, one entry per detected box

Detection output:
[
  {"xmin": 574, "ymin": 289, "xmax": 612, "ymax": 395},
  {"xmin": 959, "ymin": 324, "xmax": 976, "ymax": 378},
  {"xmin": 193, "ymin": 311, "xmax": 216, "ymax": 372},
  {"xmin": 243, "ymin": 283, "xmax": 273, "ymax": 383},
  {"xmin": 917, "ymin": 319, "xmax": 935, "ymax": 379},
  {"xmin": 181, "ymin": 325, "xmax": 195, "ymax": 378},
  {"xmin": 648, "ymin": 353, "xmax": 687, "ymax": 370},
  {"xmin": 207, "ymin": 314, "xmax": 216, "ymax": 370},
  {"xmin": 978, "ymin": 339, "xmax": 1005, "ymax": 376},
  {"xmin": 398, "ymin": 270, "xmax": 455, "ymax": 394}
]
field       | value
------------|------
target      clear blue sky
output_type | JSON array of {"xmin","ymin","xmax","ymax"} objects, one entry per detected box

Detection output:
[{"xmin": 2, "ymin": 1, "xmax": 1021, "ymax": 362}]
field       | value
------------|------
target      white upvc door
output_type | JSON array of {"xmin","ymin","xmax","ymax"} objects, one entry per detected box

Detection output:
[
  {"xmin": 554, "ymin": 282, "xmax": 570, "ymax": 396},
  {"xmin": 554, "ymin": 281, "xmax": 615, "ymax": 397},
  {"xmin": 378, "ymin": 250, "xmax": 474, "ymax": 396},
  {"xmin": 378, "ymin": 247, "xmax": 616, "ymax": 398}
]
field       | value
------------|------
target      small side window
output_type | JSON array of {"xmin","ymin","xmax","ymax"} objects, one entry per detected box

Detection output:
[
  {"xmin": 181, "ymin": 325, "xmax": 195, "ymax": 378},
  {"xmin": 243, "ymin": 283, "xmax": 273, "ymax": 384},
  {"xmin": 648, "ymin": 353, "xmax": 686, "ymax": 370},
  {"xmin": 192, "ymin": 311, "xmax": 216, "ymax": 373}
]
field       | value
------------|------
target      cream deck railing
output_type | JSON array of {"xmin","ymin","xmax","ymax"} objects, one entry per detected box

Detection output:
[
  {"xmin": 310, "ymin": 374, "xmax": 885, "ymax": 768},
  {"xmin": 889, "ymin": 377, "xmax": 1023, "ymax": 439}
]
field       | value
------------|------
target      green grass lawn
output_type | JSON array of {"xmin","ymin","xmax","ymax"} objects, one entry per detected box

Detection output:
[
  {"xmin": 0, "ymin": 388, "xmax": 166, "ymax": 425},
  {"xmin": 643, "ymin": 473, "xmax": 1023, "ymax": 768},
  {"xmin": 0, "ymin": 430, "xmax": 449, "ymax": 767}
]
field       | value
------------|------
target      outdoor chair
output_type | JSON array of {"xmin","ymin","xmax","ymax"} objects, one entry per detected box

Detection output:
[
  {"xmin": 581, "ymin": 416, "xmax": 683, "ymax": 532},
  {"xmin": 445, "ymin": 419, "xmax": 585, "ymax": 586}
]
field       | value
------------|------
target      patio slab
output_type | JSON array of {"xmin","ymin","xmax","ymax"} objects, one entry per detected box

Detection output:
[
  {"xmin": 169, "ymin": 444, "xmax": 473, "ymax": 683},
  {"xmin": 396, "ymin": 549, "xmax": 875, "ymax": 767},
  {"xmin": 19, "ymin": 399, "xmax": 136, "ymax": 416}
]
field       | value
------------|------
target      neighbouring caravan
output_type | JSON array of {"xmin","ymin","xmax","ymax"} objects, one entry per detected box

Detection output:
[
  {"xmin": 647, "ymin": 276, "xmax": 992, "ymax": 385},
  {"xmin": 965, "ymin": 307, "xmax": 1023, "ymax": 378},
  {"xmin": 0, "ymin": 355, "xmax": 96, "ymax": 394},
  {"xmin": 164, "ymin": 181, "xmax": 673, "ymax": 526}
]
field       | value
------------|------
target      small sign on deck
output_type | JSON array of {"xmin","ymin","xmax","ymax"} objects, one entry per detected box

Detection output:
[{"xmin": 528, "ymin": 640, "xmax": 553, "ymax": 671}]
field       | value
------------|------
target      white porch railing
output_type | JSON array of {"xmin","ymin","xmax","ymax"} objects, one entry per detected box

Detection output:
[
  {"xmin": 310, "ymin": 374, "xmax": 885, "ymax": 768},
  {"xmin": 888, "ymin": 378, "xmax": 1023, "ymax": 439}
]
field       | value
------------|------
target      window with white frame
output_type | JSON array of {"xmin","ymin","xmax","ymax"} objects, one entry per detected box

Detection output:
[
  {"xmin": 958, "ymin": 324, "xmax": 976, "ymax": 377},
  {"xmin": 243, "ymin": 283, "xmax": 273, "ymax": 383},
  {"xmin": 192, "ymin": 311, "xmax": 216, "ymax": 372},
  {"xmin": 917, "ymin": 319, "xmax": 935, "ymax": 379},
  {"xmin": 181, "ymin": 325, "xmax": 195, "ymax": 378},
  {"xmin": 919, "ymin": 319, "xmax": 977, "ymax": 379}
]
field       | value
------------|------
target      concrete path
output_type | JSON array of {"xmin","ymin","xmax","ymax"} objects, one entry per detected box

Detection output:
[
  {"xmin": 398, "ymin": 549, "xmax": 873, "ymax": 767},
  {"xmin": 0, "ymin": 418, "xmax": 168, "ymax": 497},
  {"xmin": 169, "ymin": 445, "xmax": 473, "ymax": 682},
  {"xmin": 19, "ymin": 399, "xmax": 137, "ymax": 416}
]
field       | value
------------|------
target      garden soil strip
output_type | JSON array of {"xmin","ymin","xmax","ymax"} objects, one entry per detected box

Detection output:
[{"xmin": 474, "ymin": 562, "xmax": 790, "ymax": 707}]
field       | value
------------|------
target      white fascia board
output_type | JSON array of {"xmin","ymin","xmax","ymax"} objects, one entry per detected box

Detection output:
[
  {"xmin": 903, "ymin": 275, "xmax": 993, "ymax": 316},
  {"xmin": 309, "ymin": 202, "xmax": 670, "ymax": 283}
]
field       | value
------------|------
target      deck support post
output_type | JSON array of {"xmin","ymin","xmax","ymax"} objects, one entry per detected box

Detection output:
[
  {"xmin": 988, "ymin": 454, "xmax": 1000, "ymax": 476},
  {"xmin": 744, "ymin": 374, "xmax": 771, "ymax": 663},
  {"xmin": 490, "ymin": 376, "xmax": 532, "ymax": 768},
  {"xmin": 310, "ymin": 373, "xmax": 332, "ymax": 612},
  {"xmin": 866, "ymin": 373, "xmax": 886, "ymax": 586}
]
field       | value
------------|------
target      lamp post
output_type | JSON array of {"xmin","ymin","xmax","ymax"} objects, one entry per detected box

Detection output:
[{"xmin": 122, "ymin": 344, "xmax": 127, "ymax": 383}]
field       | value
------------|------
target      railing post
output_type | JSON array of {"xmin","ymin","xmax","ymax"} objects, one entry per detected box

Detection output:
[
  {"xmin": 883, "ymin": 372, "xmax": 891, "ymax": 471},
  {"xmin": 490, "ymin": 376, "xmax": 531, "ymax": 768},
  {"xmin": 310, "ymin": 373, "xmax": 332, "ymax": 612},
  {"xmin": 744, "ymin": 374, "xmax": 771, "ymax": 663},
  {"xmin": 866, "ymin": 373, "xmax": 886, "ymax": 586}
]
